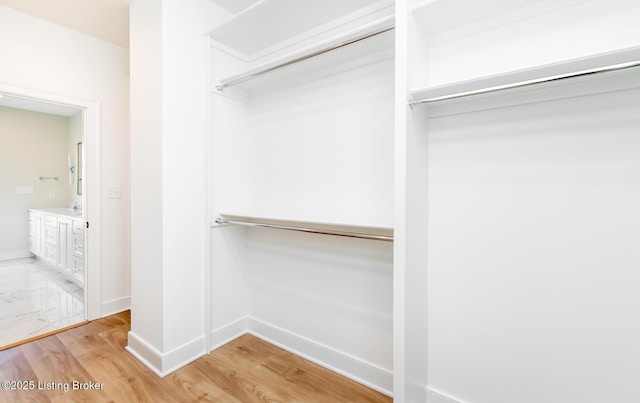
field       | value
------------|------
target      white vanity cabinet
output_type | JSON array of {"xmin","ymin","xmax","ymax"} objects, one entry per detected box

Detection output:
[
  {"xmin": 28, "ymin": 209, "xmax": 85, "ymax": 287},
  {"xmin": 57, "ymin": 217, "xmax": 71, "ymax": 274},
  {"xmin": 43, "ymin": 214, "xmax": 59, "ymax": 265},
  {"xmin": 71, "ymin": 219, "xmax": 85, "ymax": 285},
  {"xmin": 28, "ymin": 210, "xmax": 44, "ymax": 257}
]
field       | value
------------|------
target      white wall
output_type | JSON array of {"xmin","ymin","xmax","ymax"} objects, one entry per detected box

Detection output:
[
  {"xmin": 0, "ymin": 107, "xmax": 71, "ymax": 259},
  {"xmin": 425, "ymin": 83, "xmax": 640, "ymax": 403},
  {"xmin": 0, "ymin": 5, "xmax": 130, "ymax": 317}
]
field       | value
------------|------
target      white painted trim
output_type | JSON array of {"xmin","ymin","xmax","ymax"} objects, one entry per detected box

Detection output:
[
  {"xmin": 126, "ymin": 331, "xmax": 164, "ymax": 377},
  {"xmin": 203, "ymin": 34, "xmax": 213, "ymax": 354},
  {"xmin": 101, "ymin": 297, "xmax": 130, "ymax": 317},
  {"xmin": 127, "ymin": 331, "xmax": 207, "ymax": 378},
  {"xmin": 393, "ymin": 0, "xmax": 409, "ymax": 400},
  {"xmin": 0, "ymin": 251, "xmax": 32, "ymax": 261},
  {"xmin": 0, "ymin": 81, "xmax": 102, "ymax": 323},
  {"xmin": 84, "ymin": 101, "xmax": 102, "ymax": 321},
  {"xmin": 248, "ymin": 317, "xmax": 393, "ymax": 397},
  {"xmin": 209, "ymin": 316, "xmax": 250, "ymax": 351},
  {"xmin": 208, "ymin": 316, "xmax": 393, "ymax": 397},
  {"xmin": 161, "ymin": 336, "xmax": 207, "ymax": 376},
  {"xmin": 427, "ymin": 387, "xmax": 465, "ymax": 403}
]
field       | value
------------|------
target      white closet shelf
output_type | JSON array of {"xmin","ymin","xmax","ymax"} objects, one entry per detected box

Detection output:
[
  {"xmin": 410, "ymin": 0, "xmax": 594, "ymax": 56},
  {"xmin": 209, "ymin": 0, "xmax": 393, "ymax": 61},
  {"xmin": 212, "ymin": 214, "xmax": 394, "ymax": 242},
  {"xmin": 409, "ymin": 46, "xmax": 640, "ymax": 107},
  {"xmin": 209, "ymin": 0, "xmax": 259, "ymax": 14},
  {"xmin": 411, "ymin": 0, "xmax": 587, "ymax": 39},
  {"xmin": 412, "ymin": 0, "xmax": 542, "ymax": 35},
  {"xmin": 214, "ymin": 16, "xmax": 394, "ymax": 92}
]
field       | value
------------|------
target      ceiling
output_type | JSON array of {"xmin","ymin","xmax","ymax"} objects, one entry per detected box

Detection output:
[{"xmin": 0, "ymin": 0, "xmax": 130, "ymax": 48}]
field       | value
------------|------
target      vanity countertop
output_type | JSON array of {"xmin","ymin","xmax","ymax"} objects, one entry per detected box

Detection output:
[{"xmin": 29, "ymin": 208, "xmax": 82, "ymax": 219}]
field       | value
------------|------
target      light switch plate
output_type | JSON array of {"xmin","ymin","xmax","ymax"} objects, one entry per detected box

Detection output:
[{"xmin": 105, "ymin": 187, "xmax": 121, "ymax": 199}]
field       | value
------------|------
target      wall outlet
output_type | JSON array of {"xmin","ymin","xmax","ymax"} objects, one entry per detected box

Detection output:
[
  {"xmin": 105, "ymin": 187, "xmax": 121, "ymax": 199},
  {"xmin": 49, "ymin": 192, "xmax": 56, "ymax": 199}
]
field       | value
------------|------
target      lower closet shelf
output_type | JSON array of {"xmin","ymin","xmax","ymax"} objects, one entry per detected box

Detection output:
[{"xmin": 212, "ymin": 214, "xmax": 393, "ymax": 242}]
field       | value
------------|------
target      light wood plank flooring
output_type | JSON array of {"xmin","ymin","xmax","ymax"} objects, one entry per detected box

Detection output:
[{"xmin": 0, "ymin": 311, "xmax": 392, "ymax": 402}]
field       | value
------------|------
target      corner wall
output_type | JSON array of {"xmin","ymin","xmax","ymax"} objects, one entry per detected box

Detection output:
[{"xmin": 128, "ymin": 0, "xmax": 228, "ymax": 376}]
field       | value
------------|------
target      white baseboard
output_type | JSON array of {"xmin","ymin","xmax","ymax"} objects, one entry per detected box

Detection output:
[
  {"xmin": 0, "ymin": 250, "xmax": 31, "ymax": 261},
  {"xmin": 209, "ymin": 316, "xmax": 249, "ymax": 350},
  {"xmin": 127, "ymin": 331, "xmax": 206, "ymax": 378},
  {"xmin": 427, "ymin": 387, "xmax": 463, "ymax": 403},
  {"xmin": 126, "ymin": 331, "xmax": 163, "ymax": 377},
  {"xmin": 209, "ymin": 316, "xmax": 393, "ymax": 397},
  {"xmin": 101, "ymin": 297, "xmax": 130, "ymax": 317}
]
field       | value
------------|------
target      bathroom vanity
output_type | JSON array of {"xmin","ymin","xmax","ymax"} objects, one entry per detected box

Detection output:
[{"xmin": 28, "ymin": 208, "xmax": 84, "ymax": 287}]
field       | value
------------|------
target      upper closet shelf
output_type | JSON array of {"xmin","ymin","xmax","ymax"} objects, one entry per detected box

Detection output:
[
  {"xmin": 411, "ymin": 0, "xmax": 584, "ymax": 41},
  {"xmin": 409, "ymin": 47, "xmax": 640, "ymax": 108},
  {"xmin": 215, "ymin": 16, "xmax": 394, "ymax": 92},
  {"xmin": 209, "ymin": 0, "xmax": 259, "ymax": 14},
  {"xmin": 209, "ymin": 0, "xmax": 393, "ymax": 62}
]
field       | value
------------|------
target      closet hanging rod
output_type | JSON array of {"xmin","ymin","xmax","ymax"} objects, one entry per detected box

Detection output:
[
  {"xmin": 408, "ymin": 59, "xmax": 640, "ymax": 107},
  {"xmin": 215, "ymin": 24, "xmax": 395, "ymax": 91},
  {"xmin": 215, "ymin": 217, "xmax": 393, "ymax": 242}
]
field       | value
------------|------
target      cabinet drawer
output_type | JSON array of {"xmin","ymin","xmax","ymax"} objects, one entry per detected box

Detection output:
[
  {"xmin": 73, "ymin": 255, "xmax": 85, "ymax": 271},
  {"xmin": 44, "ymin": 226, "xmax": 58, "ymax": 245},
  {"xmin": 73, "ymin": 256, "xmax": 84, "ymax": 285},
  {"xmin": 44, "ymin": 215, "xmax": 58, "ymax": 227},
  {"xmin": 44, "ymin": 244, "xmax": 58, "ymax": 263},
  {"xmin": 72, "ymin": 220, "xmax": 84, "ymax": 235},
  {"xmin": 73, "ymin": 234, "xmax": 84, "ymax": 257}
]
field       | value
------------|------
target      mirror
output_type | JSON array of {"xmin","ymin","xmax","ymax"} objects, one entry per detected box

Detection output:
[{"xmin": 77, "ymin": 141, "xmax": 83, "ymax": 195}]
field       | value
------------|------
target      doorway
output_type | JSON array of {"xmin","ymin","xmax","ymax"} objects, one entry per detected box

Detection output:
[{"xmin": 0, "ymin": 87, "xmax": 100, "ymax": 349}]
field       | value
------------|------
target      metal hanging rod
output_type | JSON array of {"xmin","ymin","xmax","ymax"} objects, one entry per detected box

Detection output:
[
  {"xmin": 216, "ymin": 24, "xmax": 395, "ymax": 92},
  {"xmin": 215, "ymin": 217, "xmax": 393, "ymax": 242},
  {"xmin": 39, "ymin": 176, "xmax": 59, "ymax": 181},
  {"xmin": 408, "ymin": 59, "xmax": 640, "ymax": 108}
]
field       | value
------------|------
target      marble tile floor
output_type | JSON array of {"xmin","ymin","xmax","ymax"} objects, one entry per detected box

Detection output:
[{"xmin": 0, "ymin": 257, "xmax": 84, "ymax": 349}]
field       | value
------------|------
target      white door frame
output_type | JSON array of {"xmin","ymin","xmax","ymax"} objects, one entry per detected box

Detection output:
[{"xmin": 0, "ymin": 81, "xmax": 102, "ymax": 320}]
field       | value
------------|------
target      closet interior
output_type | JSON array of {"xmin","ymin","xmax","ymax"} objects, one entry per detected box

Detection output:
[
  {"xmin": 205, "ymin": 0, "xmax": 640, "ymax": 401},
  {"xmin": 398, "ymin": 0, "xmax": 640, "ymax": 402},
  {"xmin": 208, "ymin": 0, "xmax": 395, "ymax": 395}
]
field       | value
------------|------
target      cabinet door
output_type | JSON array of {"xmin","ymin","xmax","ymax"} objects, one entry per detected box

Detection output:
[
  {"xmin": 43, "ymin": 215, "xmax": 58, "ymax": 265},
  {"xmin": 28, "ymin": 212, "xmax": 43, "ymax": 257},
  {"xmin": 57, "ymin": 218, "xmax": 71, "ymax": 273},
  {"xmin": 44, "ymin": 244, "xmax": 58, "ymax": 265},
  {"xmin": 44, "ymin": 224, "xmax": 58, "ymax": 247}
]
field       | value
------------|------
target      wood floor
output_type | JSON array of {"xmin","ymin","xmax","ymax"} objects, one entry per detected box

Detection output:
[{"xmin": 0, "ymin": 311, "xmax": 392, "ymax": 402}]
